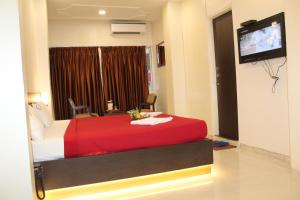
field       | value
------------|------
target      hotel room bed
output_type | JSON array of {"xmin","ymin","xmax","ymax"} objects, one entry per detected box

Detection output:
[
  {"xmin": 32, "ymin": 114, "xmax": 208, "ymax": 162},
  {"xmin": 33, "ymin": 114, "xmax": 213, "ymax": 191}
]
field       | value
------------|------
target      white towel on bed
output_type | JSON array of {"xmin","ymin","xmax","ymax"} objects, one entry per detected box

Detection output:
[
  {"xmin": 140, "ymin": 112, "xmax": 163, "ymax": 117},
  {"xmin": 130, "ymin": 117, "xmax": 173, "ymax": 125}
]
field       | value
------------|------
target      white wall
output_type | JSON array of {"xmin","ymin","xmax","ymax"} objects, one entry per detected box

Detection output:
[
  {"xmin": 231, "ymin": 0, "xmax": 290, "ymax": 156},
  {"xmin": 21, "ymin": 0, "xmax": 52, "ymax": 119},
  {"xmin": 206, "ymin": 0, "xmax": 232, "ymax": 18},
  {"xmin": 181, "ymin": 0, "xmax": 212, "ymax": 132},
  {"xmin": 205, "ymin": 0, "xmax": 290, "ymax": 155},
  {"xmin": 162, "ymin": 0, "xmax": 296, "ymax": 157},
  {"xmin": 0, "ymin": 0, "xmax": 34, "ymax": 199},
  {"xmin": 151, "ymin": 0, "xmax": 217, "ymax": 133},
  {"xmin": 49, "ymin": 20, "xmax": 153, "ymax": 47},
  {"xmin": 151, "ymin": 16, "xmax": 171, "ymax": 113},
  {"xmin": 151, "ymin": 0, "xmax": 214, "ymax": 133},
  {"xmin": 285, "ymin": 0, "xmax": 300, "ymax": 170},
  {"xmin": 162, "ymin": 1, "xmax": 188, "ymax": 116}
]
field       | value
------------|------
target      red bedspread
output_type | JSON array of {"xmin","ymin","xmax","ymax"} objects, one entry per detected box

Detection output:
[{"xmin": 64, "ymin": 114, "xmax": 207, "ymax": 158}]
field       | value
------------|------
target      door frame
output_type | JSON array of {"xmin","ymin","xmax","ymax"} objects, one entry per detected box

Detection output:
[{"xmin": 207, "ymin": 6, "xmax": 238, "ymax": 138}]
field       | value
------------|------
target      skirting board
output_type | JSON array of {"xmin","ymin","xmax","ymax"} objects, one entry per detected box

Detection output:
[
  {"xmin": 39, "ymin": 139, "xmax": 213, "ymax": 190},
  {"xmin": 240, "ymin": 143, "xmax": 290, "ymax": 162}
]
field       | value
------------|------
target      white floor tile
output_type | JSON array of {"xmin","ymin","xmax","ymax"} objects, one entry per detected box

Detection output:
[{"xmin": 130, "ymin": 148, "xmax": 300, "ymax": 200}]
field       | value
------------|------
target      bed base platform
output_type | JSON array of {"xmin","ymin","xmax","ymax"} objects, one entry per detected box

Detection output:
[{"xmin": 38, "ymin": 139, "xmax": 213, "ymax": 190}]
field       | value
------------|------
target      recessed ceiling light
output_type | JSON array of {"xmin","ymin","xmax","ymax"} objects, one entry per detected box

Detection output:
[{"xmin": 98, "ymin": 10, "xmax": 106, "ymax": 16}]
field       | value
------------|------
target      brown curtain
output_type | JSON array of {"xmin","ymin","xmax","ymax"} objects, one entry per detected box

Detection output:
[
  {"xmin": 101, "ymin": 46, "xmax": 149, "ymax": 111},
  {"xmin": 49, "ymin": 47, "xmax": 105, "ymax": 120}
]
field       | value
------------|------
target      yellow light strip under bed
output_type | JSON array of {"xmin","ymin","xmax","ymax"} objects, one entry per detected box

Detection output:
[{"xmin": 46, "ymin": 165, "xmax": 212, "ymax": 200}]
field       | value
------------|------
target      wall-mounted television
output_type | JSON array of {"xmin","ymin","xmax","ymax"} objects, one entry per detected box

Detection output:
[{"xmin": 237, "ymin": 12, "xmax": 287, "ymax": 64}]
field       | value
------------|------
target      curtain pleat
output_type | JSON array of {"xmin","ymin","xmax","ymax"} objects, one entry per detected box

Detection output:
[
  {"xmin": 49, "ymin": 47, "xmax": 105, "ymax": 120},
  {"xmin": 101, "ymin": 46, "xmax": 149, "ymax": 112}
]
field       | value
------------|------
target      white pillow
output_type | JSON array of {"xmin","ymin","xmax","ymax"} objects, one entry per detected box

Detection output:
[
  {"xmin": 31, "ymin": 103, "xmax": 53, "ymax": 127},
  {"xmin": 28, "ymin": 106, "xmax": 44, "ymax": 140}
]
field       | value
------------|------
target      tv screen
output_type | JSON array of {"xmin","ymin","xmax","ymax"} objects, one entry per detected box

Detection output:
[{"xmin": 237, "ymin": 12, "xmax": 286, "ymax": 64}]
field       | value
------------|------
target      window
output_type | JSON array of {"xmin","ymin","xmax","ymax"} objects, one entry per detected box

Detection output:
[{"xmin": 146, "ymin": 47, "xmax": 153, "ymax": 91}]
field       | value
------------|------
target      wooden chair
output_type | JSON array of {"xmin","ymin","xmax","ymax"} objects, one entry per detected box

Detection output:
[
  {"xmin": 68, "ymin": 98, "xmax": 99, "ymax": 119},
  {"xmin": 139, "ymin": 93, "xmax": 157, "ymax": 112}
]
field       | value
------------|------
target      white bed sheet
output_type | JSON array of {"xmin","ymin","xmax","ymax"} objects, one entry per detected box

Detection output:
[{"xmin": 32, "ymin": 120, "xmax": 70, "ymax": 162}]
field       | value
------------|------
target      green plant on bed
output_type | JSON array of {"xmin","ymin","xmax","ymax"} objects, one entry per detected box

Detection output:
[{"xmin": 127, "ymin": 109, "xmax": 142, "ymax": 120}]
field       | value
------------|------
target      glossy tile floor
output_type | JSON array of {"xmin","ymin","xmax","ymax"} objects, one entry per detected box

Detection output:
[{"xmin": 131, "ymin": 148, "xmax": 300, "ymax": 200}]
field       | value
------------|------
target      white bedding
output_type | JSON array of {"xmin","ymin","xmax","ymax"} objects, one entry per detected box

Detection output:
[
  {"xmin": 32, "ymin": 120, "xmax": 70, "ymax": 162},
  {"xmin": 130, "ymin": 117, "xmax": 173, "ymax": 125}
]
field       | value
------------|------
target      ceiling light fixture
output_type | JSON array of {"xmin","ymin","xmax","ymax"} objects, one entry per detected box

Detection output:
[{"xmin": 98, "ymin": 9, "xmax": 107, "ymax": 16}]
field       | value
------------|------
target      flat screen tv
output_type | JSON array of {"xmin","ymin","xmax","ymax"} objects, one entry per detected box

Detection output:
[{"xmin": 237, "ymin": 12, "xmax": 287, "ymax": 64}]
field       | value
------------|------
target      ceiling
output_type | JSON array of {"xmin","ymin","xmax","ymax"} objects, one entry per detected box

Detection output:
[{"xmin": 47, "ymin": 0, "xmax": 170, "ymax": 21}]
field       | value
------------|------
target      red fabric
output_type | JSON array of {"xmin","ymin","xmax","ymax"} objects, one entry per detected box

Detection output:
[{"xmin": 64, "ymin": 114, "xmax": 207, "ymax": 158}]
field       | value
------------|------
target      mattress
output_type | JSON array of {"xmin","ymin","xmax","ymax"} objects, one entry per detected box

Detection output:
[
  {"xmin": 64, "ymin": 114, "xmax": 207, "ymax": 158},
  {"xmin": 33, "ymin": 114, "xmax": 208, "ymax": 162},
  {"xmin": 32, "ymin": 120, "xmax": 70, "ymax": 162}
]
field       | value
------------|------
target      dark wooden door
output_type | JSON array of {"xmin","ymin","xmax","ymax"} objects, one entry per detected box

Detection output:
[{"xmin": 213, "ymin": 11, "xmax": 239, "ymax": 140}]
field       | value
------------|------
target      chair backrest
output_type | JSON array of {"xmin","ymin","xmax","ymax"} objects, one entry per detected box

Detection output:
[
  {"xmin": 68, "ymin": 98, "xmax": 76, "ymax": 109},
  {"xmin": 146, "ymin": 93, "xmax": 157, "ymax": 105}
]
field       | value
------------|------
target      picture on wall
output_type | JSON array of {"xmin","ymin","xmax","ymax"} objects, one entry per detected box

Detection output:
[{"xmin": 157, "ymin": 41, "xmax": 166, "ymax": 67}]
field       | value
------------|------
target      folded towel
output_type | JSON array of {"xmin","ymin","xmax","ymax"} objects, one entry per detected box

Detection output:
[
  {"xmin": 140, "ymin": 112, "xmax": 163, "ymax": 117},
  {"xmin": 130, "ymin": 117, "xmax": 173, "ymax": 125}
]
